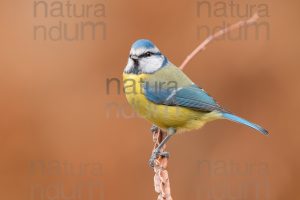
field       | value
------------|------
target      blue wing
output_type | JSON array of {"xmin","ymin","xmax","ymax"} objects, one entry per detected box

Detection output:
[{"xmin": 144, "ymin": 84, "xmax": 226, "ymax": 112}]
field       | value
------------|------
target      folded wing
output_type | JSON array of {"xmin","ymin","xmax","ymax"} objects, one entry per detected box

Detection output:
[{"xmin": 144, "ymin": 83, "xmax": 226, "ymax": 113}]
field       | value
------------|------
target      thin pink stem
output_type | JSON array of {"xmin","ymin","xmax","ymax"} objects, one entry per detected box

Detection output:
[{"xmin": 179, "ymin": 13, "xmax": 259, "ymax": 70}]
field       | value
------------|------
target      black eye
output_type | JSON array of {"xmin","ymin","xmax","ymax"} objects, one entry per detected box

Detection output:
[{"xmin": 145, "ymin": 52, "xmax": 152, "ymax": 57}]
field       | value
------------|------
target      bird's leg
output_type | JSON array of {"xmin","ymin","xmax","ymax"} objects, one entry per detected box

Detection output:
[
  {"xmin": 150, "ymin": 124, "xmax": 170, "ymax": 157},
  {"xmin": 149, "ymin": 128, "xmax": 176, "ymax": 167}
]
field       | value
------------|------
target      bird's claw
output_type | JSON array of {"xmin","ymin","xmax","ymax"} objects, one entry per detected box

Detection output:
[
  {"xmin": 148, "ymin": 150, "xmax": 170, "ymax": 167},
  {"xmin": 150, "ymin": 124, "xmax": 159, "ymax": 134},
  {"xmin": 160, "ymin": 151, "xmax": 170, "ymax": 158},
  {"xmin": 149, "ymin": 150, "xmax": 159, "ymax": 167}
]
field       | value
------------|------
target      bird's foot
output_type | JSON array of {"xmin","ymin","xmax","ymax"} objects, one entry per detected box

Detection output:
[
  {"xmin": 150, "ymin": 124, "xmax": 159, "ymax": 134},
  {"xmin": 149, "ymin": 150, "xmax": 170, "ymax": 167},
  {"xmin": 160, "ymin": 151, "xmax": 170, "ymax": 158},
  {"xmin": 149, "ymin": 149, "xmax": 160, "ymax": 167}
]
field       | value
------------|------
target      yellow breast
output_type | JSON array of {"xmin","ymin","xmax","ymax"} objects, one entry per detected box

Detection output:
[{"xmin": 123, "ymin": 73, "xmax": 221, "ymax": 133}]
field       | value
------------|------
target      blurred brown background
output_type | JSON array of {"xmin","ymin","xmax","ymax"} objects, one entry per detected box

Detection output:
[{"xmin": 0, "ymin": 0, "xmax": 299, "ymax": 199}]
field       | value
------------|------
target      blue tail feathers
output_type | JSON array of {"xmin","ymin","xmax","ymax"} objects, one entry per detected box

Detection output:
[{"xmin": 222, "ymin": 113, "xmax": 268, "ymax": 135}]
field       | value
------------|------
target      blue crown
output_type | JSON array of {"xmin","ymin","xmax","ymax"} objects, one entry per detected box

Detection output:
[{"xmin": 131, "ymin": 39, "xmax": 155, "ymax": 49}]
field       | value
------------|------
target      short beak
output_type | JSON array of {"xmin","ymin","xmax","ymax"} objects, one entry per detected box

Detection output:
[
  {"xmin": 130, "ymin": 55, "xmax": 139, "ymax": 66},
  {"xmin": 130, "ymin": 55, "xmax": 138, "ymax": 60}
]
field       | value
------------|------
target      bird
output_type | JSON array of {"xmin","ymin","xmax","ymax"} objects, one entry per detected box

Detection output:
[{"xmin": 123, "ymin": 39, "xmax": 268, "ymax": 167}]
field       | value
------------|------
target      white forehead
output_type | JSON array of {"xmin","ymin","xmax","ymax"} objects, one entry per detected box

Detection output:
[{"xmin": 130, "ymin": 47, "xmax": 160, "ymax": 56}]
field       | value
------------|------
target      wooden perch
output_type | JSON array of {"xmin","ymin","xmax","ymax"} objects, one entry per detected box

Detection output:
[
  {"xmin": 152, "ymin": 129, "xmax": 172, "ymax": 200},
  {"xmin": 151, "ymin": 13, "xmax": 260, "ymax": 199}
]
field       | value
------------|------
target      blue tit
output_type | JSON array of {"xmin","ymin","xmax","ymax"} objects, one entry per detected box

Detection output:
[{"xmin": 123, "ymin": 39, "xmax": 268, "ymax": 166}]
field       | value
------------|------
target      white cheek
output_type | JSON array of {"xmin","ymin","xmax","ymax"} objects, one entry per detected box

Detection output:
[{"xmin": 140, "ymin": 56, "xmax": 164, "ymax": 73}]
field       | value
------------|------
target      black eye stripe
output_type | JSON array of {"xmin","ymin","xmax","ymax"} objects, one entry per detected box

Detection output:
[{"xmin": 138, "ymin": 52, "xmax": 161, "ymax": 58}]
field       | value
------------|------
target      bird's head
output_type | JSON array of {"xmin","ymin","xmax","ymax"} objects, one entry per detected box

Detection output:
[{"xmin": 124, "ymin": 39, "xmax": 169, "ymax": 74}]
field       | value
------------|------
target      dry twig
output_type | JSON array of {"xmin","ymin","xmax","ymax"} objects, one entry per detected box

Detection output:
[
  {"xmin": 179, "ymin": 13, "xmax": 259, "ymax": 70},
  {"xmin": 151, "ymin": 13, "xmax": 260, "ymax": 199},
  {"xmin": 152, "ymin": 129, "xmax": 172, "ymax": 200}
]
